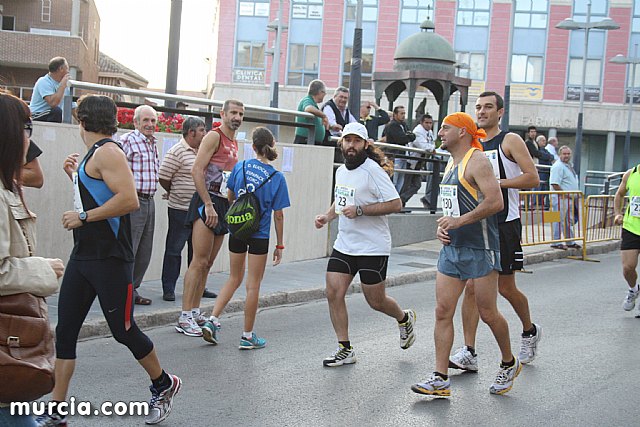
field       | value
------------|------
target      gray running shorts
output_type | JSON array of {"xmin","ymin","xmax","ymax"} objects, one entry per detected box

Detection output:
[{"xmin": 437, "ymin": 245, "xmax": 501, "ymax": 280}]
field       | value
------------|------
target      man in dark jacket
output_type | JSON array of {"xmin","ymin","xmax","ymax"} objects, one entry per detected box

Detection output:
[
  {"xmin": 383, "ymin": 106, "xmax": 416, "ymax": 192},
  {"xmin": 359, "ymin": 101, "xmax": 390, "ymax": 140}
]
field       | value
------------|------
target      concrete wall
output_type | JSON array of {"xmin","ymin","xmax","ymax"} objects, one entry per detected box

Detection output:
[
  {"xmin": 327, "ymin": 213, "xmax": 439, "ymax": 256},
  {"xmin": 26, "ymin": 122, "xmax": 334, "ymax": 282}
]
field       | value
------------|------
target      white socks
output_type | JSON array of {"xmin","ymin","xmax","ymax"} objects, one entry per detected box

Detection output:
[{"xmin": 242, "ymin": 331, "xmax": 253, "ymax": 339}]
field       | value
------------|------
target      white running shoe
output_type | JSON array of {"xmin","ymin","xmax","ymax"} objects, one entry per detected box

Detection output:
[
  {"xmin": 175, "ymin": 316, "xmax": 202, "ymax": 337},
  {"xmin": 398, "ymin": 309, "xmax": 417, "ymax": 350},
  {"xmin": 323, "ymin": 344, "xmax": 356, "ymax": 367},
  {"xmin": 490, "ymin": 358, "xmax": 522, "ymax": 395},
  {"xmin": 518, "ymin": 323, "xmax": 543, "ymax": 364},
  {"xmin": 145, "ymin": 374, "xmax": 182, "ymax": 424},
  {"xmin": 623, "ymin": 287, "xmax": 640, "ymax": 311},
  {"xmin": 411, "ymin": 373, "xmax": 451, "ymax": 397},
  {"xmin": 449, "ymin": 346, "xmax": 479, "ymax": 372}
]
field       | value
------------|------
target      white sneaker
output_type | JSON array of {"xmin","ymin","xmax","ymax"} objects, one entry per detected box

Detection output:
[
  {"xmin": 323, "ymin": 344, "xmax": 356, "ymax": 367},
  {"xmin": 398, "ymin": 309, "xmax": 416, "ymax": 350},
  {"xmin": 411, "ymin": 373, "xmax": 451, "ymax": 397},
  {"xmin": 194, "ymin": 313, "xmax": 208, "ymax": 327},
  {"xmin": 489, "ymin": 358, "xmax": 522, "ymax": 395},
  {"xmin": 518, "ymin": 323, "xmax": 543, "ymax": 364},
  {"xmin": 623, "ymin": 287, "xmax": 640, "ymax": 311},
  {"xmin": 449, "ymin": 346, "xmax": 478, "ymax": 372},
  {"xmin": 145, "ymin": 374, "xmax": 182, "ymax": 424},
  {"xmin": 175, "ymin": 316, "xmax": 202, "ymax": 337}
]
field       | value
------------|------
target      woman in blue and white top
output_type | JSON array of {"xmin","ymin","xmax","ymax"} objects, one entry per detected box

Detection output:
[{"xmin": 201, "ymin": 127, "xmax": 290, "ymax": 349}]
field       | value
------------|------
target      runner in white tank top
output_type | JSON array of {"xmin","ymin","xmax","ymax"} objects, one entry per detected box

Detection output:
[{"xmin": 448, "ymin": 92, "xmax": 545, "ymax": 373}]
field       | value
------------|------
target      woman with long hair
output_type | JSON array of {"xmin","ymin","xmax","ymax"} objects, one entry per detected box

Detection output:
[
  {"xmin": 202, "ymin": 127, "xmax": 290, "ymax": 348},
  {"xmin": 0, "ymin": 93, "xmax": 64, "ymax": 425}
]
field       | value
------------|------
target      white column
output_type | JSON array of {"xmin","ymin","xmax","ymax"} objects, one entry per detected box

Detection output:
[
  {"xmin": 548, "ymin": 128, "xmax": 557, "ymax": 139},
  {"xmin": 604, "ymin": 131, "xmax": 616, "ymax": 172}
]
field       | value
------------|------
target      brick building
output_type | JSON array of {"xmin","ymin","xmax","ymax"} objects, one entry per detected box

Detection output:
[
  {"xmin": 0, "ymin": 0, "xmax": 100, "ymax": 100},
  {"xmin": 210, "ymin": 0, "xmax": 640, "ymax": 173}
]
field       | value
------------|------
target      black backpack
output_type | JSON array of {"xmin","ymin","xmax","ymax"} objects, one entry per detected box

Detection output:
[{"xmin": 225, "ymin": 161, "xmax": 277, "ymax": 241}]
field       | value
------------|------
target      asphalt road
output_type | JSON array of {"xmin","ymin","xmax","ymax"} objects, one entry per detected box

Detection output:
[{"xmin": 44, "ymin": 252, "xmax": 638, "ymax": 427}]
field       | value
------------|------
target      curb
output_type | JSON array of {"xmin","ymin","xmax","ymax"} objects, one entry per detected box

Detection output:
[{"xmin": 76, "ymin": 240, "xmax": 620, "ymax": 340}]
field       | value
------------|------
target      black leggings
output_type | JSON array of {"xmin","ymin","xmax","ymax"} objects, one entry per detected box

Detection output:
[{"xmin": 55, "ymin": 258, "xmax": 153, "ymax": 360}]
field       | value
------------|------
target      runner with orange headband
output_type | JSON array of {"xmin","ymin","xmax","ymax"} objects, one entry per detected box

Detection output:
[{"xmin": 412, "ymin": 111, "xmax": 522, "ymax": 397}]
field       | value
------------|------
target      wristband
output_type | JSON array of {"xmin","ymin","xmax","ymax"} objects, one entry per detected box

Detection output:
[{"xmin": 276, "ymin": 245, "xmax": 285, "ymax": 250}]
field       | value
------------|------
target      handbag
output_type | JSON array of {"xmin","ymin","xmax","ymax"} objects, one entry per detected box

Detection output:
[{"xmin": 0, "ymin": 221, "xmax": 55, "ymax": 403}]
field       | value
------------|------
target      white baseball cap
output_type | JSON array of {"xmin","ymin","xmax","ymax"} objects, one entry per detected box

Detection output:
[{"xmin": 341, "ymin": 122, "xmax": 368, "ymax": 140}]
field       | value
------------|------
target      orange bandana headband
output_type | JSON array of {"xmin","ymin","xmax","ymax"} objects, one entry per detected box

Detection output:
[{"xmin": 443, "ymin": 112, "xmax": 486, "ymax": 150}]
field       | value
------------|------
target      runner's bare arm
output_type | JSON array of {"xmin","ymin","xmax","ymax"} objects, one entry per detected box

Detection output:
[
  {"xmin": 614, "ymin": 169, "xmax": 631, "ymax": 224},
  {"xmin": 315, "ymin": 202, "xmax": 338, "ymax": 228},
  {"xmin": 273, "ymin": 209, "xmax": 284, "ymax": 266},
  {"xmin": 502, "ymin": 133, "xmax": 540, "ymax": 189},
  {"xmin": 360, "ymin": 198, "xmax": 402, "ymax": 216},
  {"xmin": 192, "ymin": 131, "xmax": 221, "ymax": 228},
  {"xmin": 62, "ymin": 144, "xmax": 138, "ymax": 229},
  {"xmin": 439, "ymin": 152, "xmax": 503, "ymax": 231}
]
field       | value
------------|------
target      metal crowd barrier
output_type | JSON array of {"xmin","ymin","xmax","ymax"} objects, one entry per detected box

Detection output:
[
  {"xmin": 519, "ymin": 190, "xmax": 587, "ymax": 260},
  {"xmin": 584, "ymin": 195, "xmax": 625, "ymax": 243}
]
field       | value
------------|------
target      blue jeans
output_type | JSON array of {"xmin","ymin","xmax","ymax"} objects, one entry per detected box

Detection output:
[
  {"xmin": 0, "ymin": 407, "xmax": 37, "ymax": 426},
  {"xmin": 161, "ymin": 207, "xmax": 193, "ymax": 295},
  {"xmin": 393, "ymin": 158, "xmax": 407, "ymax": 193}
]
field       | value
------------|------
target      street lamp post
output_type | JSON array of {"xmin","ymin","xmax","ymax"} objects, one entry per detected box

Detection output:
[
  {"xmin": 610, "ymin": 43, "xmax": 639, "ymax": 171},
  {"xmin": 555, "ymin": 1, "xmax": 619, "ymax": 177}
]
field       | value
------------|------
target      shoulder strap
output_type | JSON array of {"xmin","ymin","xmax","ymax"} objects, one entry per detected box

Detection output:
[{"xmin": 243, "ymin": 161, "xmax": 279, "ymax": 193}]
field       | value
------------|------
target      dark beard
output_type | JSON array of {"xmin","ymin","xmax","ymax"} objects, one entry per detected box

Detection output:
[{"xmin": 343, "ymin": 148, "xmax": 368, "ymax": 170}]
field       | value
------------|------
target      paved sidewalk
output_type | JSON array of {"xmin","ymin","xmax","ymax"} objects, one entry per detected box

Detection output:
[{"xmin": 47, "ymin": 238, "xmax": 619, "ymax": 339}]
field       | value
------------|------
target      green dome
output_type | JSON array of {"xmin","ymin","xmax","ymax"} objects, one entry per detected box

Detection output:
[{"xmin": 394, "ymin": 20, "xmax": 456, "ymax": 64}]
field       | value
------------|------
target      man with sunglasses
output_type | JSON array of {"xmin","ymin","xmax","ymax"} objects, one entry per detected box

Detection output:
[{"xmin": 158, "ymin": 117, "xmax": 208, "ymax": 302}]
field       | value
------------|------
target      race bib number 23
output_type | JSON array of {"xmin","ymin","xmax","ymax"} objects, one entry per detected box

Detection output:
[{"xmin": 335, "ymin": 185, "xmax": 355, "ymax": 215}]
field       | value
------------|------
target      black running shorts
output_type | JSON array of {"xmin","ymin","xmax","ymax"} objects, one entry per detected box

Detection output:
[
  {"xmin": 185, "ymin": 192, "xmax": 229, "ymax": 235},
  {"xmin": 498, "ymin": 219, "xmax": 524, "ymax": 275},
  {"xmin": 621, "ymin": 228, "xmax": 640, "ymax": 250},
  {"xmin": 228, "ymin": 234, "xmax": 269, "ymax": 255},
  {"xmin": 326, "ymin": 249, "xmax": 389, "ymax": 285}
]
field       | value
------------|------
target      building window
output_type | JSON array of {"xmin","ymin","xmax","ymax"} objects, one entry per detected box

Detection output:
[
  {"xmin": 239, "ymin": 1, "xmax": 270, "ymax": 17},
  {"xmin": 633, "ymin": 0, "xmax": 640, "ymax": 32},
  {"xmin": 342, "ymin": 47, "xmax": 374, "ymax": 89},
  {"xmin": 236, "ymin": 41, "xmax": 265, "ymax": 69},
  {"xmin": 568, "ymin": 58, "xmax": 601, "ymax": 86},
  {"xmin": 573, "ymin": 0, "xmax": 607, "ymax": 16},
  {"xmin": 346, "ymin": 0, "xmax": 378, "ymax": 22},
  {"xmin": 41, "ymin": 0, "xmax": 52, "ymax": 23},
  {"xmin": 1, "ymin": 16, "xmax": 15, "ymax": 31},
  {"xmin": 292, "ymin": 0, "xmax": 323, "ymax": 19},
  {"xmin": 401, "ymin": 0, "xmax": 435, "ymax": 23},
  {"xmin": 511, "ymin": 54, "xmax": 544, "ymax": 83},
  {"xmin": 288, "ymin": 44, "xmax": 320, "ymax": 86},
  {"xmin": 456, "ymin": 0, "xmax": 490, "ymax": 26},
  {"xmin": 456, "ymin": 52, "xmax": 486, "ymax": 80},
  {"xmin": 514, "ymin": 0, "xmax": 547, "ymax": 28}
]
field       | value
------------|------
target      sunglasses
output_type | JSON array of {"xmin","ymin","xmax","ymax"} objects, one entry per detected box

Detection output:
[{"xmin": 24, "ymin": 121, "xmax": 33, "ymax": 138}]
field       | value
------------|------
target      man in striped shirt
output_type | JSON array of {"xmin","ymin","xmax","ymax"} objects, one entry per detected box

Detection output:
[
  {"xmin": 119, "ymin": 105, "xmax": 159, "ymax": 305},
  {"xmin": 158, "ymin": 117, "xmax": 206, "ymax": 302}
]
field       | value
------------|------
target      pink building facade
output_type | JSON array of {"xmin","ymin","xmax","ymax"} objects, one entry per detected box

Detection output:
[{"xmin": 211, "ymin": 0, "xmax": 640, "ymax": 172}]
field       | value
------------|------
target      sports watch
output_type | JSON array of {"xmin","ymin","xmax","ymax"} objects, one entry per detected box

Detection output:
[
  {"xmin": 79, "ymin": 211, "xmax": 88, "ymax": 224},
  {"xmin": 356, "ymin": 205, "xmax": 363, "ymax": 217}
]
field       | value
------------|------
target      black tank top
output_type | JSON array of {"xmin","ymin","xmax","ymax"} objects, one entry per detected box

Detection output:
[{"xmin": 70, "ymin": 139, "xmax": 134, "ymax": 262}]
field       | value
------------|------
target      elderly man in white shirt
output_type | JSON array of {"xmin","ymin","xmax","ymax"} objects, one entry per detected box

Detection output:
[{"xmin": 399, "ymin": 114, "xmax": 435, "ymax": 206}]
